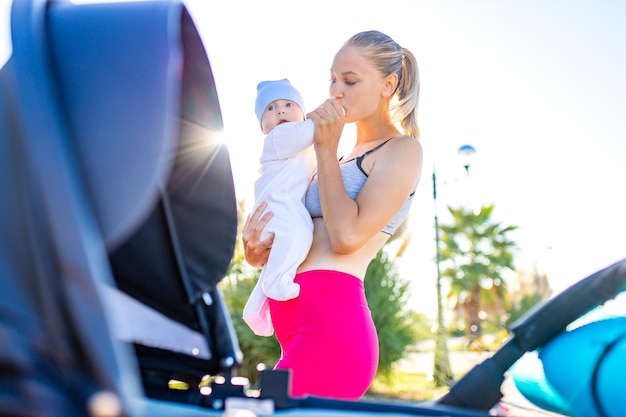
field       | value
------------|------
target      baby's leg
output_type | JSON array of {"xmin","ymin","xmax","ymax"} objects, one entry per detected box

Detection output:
[
  {"xmin": 261, "ymin": 224, "xmax": 312, "ymax": 300},
  {"xmin": 242, "ymin": 280, "xmax": 273, "ymax": 336},
  {"xmin": 260, "ymin": 232, "xmax": 303, "ymax": 300}
]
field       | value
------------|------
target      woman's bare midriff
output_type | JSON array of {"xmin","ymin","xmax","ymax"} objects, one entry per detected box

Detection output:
[{"xmin": 296, "ymin": 217, "xmax": 390, "ymax": 280}]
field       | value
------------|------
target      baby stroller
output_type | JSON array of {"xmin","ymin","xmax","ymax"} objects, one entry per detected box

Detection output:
[{"xmin": 1, "ymin": 1, "xmax": 624, "ymax": 416}]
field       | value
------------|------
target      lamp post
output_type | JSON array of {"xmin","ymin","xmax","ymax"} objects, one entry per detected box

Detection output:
[{"xmin": 432, "ymin": 144, "xmax": 476, "ymax": 387}]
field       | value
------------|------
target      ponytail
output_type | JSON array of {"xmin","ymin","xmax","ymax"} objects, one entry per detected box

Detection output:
[{"xmin": 392, "ymin": 47, "xmax": 420, "ymax": 139}]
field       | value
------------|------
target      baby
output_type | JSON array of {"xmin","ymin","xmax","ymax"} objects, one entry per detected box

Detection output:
[{"xmin": 243, "ymin": 79, "xmax": 315, "ymax": 336}]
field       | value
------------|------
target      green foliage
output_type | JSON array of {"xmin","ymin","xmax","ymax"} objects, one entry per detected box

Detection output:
[
  {"xmin": 506, "ymin": 293, "xmax": 543, "ymax": 327},
  {"xmin": 439, "ymin": 204, "xmax": 518, "ymax": 337},
  {"xmin": 365, "ymin": 250, "xmax": 421, "ymax": 377},
  {"xmin": 411, "ymin": 311, "xmax": 435, "ymax": 341}
]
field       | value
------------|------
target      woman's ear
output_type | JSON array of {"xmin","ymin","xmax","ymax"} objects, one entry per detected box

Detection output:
[{"xmin": 382, "ymin": 73, "xmax": 399, "ymax": 98}]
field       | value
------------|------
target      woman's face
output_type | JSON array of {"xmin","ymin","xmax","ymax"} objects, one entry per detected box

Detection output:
[{"xmin": 329, "ymin": 45, "xmax": 386, "ymax": 123}]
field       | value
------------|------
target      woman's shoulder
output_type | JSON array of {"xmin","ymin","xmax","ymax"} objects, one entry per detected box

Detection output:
[
  {"xmin": 386, "ymin": 135, "xmax": 423, "ymax": 159},
  {"xmin": 392, "ymin": 134, "xmax": 421, "ymax": 146},
  {"xmin": 364, "ymin": 135, "xmax": 422, "ymax": 180}
]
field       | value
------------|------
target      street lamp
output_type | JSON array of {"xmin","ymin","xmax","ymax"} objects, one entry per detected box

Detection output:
[
  {"xmin": 458, "ymin": 144, "xmax": 477, "ymax": 175},
  {"xmin": 432, "ymin": 144, "xmax": 477, "ymax": 387}
]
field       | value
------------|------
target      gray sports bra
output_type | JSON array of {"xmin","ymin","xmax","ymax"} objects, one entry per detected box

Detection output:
[{"xmin": 304, "ymin": 138, "xmax": 415, "ymax": 235}]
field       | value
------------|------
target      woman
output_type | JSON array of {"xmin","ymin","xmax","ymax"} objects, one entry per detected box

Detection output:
[{"xmin": 242, "ymin": 30, "xmax": 423, "ymax": 400}]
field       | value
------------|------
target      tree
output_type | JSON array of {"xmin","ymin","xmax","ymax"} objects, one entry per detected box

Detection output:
[
  {"xmin": 439, "ymin": 205, "xmax": 518, "ymax": 338},
  {"xmin": 506, "ymin": 266, "xmax": 552, "ymax": 327},
  {"xmin": 364, "ymin": 249, "xmax": 421, "ymax": 377}
]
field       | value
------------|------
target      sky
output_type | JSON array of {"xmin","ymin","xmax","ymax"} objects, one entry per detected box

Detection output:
[{"xmin": 2, "ymin": 0, "xmax": 625, "ymax": 318}]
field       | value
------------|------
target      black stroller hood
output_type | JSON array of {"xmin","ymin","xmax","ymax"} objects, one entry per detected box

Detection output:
[{"xmin": 0, "ymin": 0, "xmax": 236, "ymax": 415}]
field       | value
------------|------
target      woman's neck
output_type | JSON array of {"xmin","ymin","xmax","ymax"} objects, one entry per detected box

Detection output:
[
  {"xmin": 354, "ymin": 119, "xmax": 400, "ymax": 145},
  {"xmin": 354, "ymin": 105, "xmax": 400, "ymax": 143}
]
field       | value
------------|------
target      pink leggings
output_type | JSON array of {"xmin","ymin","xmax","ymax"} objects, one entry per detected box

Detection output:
[{"xmin": 268, "ymin": 270, "xmax": 379, "ymax": 400}]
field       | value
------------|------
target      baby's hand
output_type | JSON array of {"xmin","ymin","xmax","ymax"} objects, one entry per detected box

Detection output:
[{"xmin": 308, "ymin": 99, "xmax": 345, "ymax": 152}]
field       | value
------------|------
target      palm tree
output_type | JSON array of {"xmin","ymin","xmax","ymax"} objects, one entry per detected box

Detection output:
[{"xmin": 439, "ymin": 205, "xmax": 517, "ymax": 338}]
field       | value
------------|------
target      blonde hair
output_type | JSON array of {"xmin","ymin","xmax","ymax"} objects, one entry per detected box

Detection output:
[{"xmin": 344, "ymin": 30, "xmax": 420, "ymax": 139}]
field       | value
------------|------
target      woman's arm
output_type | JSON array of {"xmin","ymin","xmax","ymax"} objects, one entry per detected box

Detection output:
[
  {"xmin": 307, "ymin": 100, "xmax": 354, "ymax": 253},
  {"xmin": 309, "ymin": 101, "xmax": 423, "ymax": 254},
  {"xmin": 346, "ymin": 137, "xmax": 422, "ymax": 245}
]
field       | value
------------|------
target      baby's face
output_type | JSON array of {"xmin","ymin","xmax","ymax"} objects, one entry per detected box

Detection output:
[{"xmin": 260, "ymin": 99, "xmax": 305, "ymax": 134}]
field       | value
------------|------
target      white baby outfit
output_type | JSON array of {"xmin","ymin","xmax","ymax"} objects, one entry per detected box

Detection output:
[{"xmin": 243, "ymin": 119, "xmax": 315, "ymax": 336}]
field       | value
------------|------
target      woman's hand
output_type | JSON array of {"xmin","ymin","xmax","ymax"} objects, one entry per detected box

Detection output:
[
  {"xmin": 307, "ymin": 99, "xmax": 345, "ymax": 153},
  {"xmin": 241, "ymin": 201, "xmax": 274, "ymax": 268}
]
